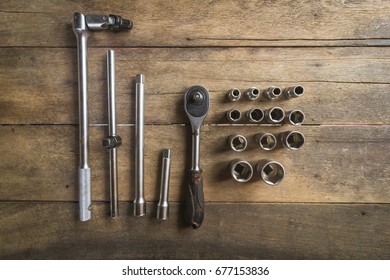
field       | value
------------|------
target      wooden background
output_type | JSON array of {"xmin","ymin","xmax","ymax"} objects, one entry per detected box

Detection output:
[{"xmin": 0, "ymin": 0, "xmax": 389, "ymax": 259}]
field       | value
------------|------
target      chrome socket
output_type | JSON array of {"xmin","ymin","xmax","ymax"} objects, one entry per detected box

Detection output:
[
  {"xmin": 283, "ymin": 85, "xmax": 305, "ymax": 99},
  {"xmin": 255, "ymin": 133, "xmax": 277, "ymax": 151},
  {"xmin": 226, "ymin": 88, "xmax": 242, "ymax": 102},
  {"xmin": 226, "ymin": 109, "xmax": 242, "ymax": 122},
  {"xmin": 285, "ymin": 110, "xmax": 305, "ymax": 125},
  {"xmin": 256, "ymin": 160, "xmax": 285, "ymax": 185},
  {"xmin": 244, "ymin": 87, "xmax": 260, "ymax": 101},
  {"xmin": 228, "ymin": 135, "xmax": 248, "ymax": 152},
  {"xmin": 265, "ymin": 107, "xmax": 285, "ymax": 123},
  {"xmin": 279, "ymin": 131, "xmax": 305, "ymax": 150},
  {"xmin": 246, "ymin": 108, "xmax": 264, "ymax": 123},
  {"xmin": 230, "ymin": 159, "xmax": 254, "ymax": 182},
  {"xmin": 263, "ymin": 86, "xmax": 282, "ymax": 100}
]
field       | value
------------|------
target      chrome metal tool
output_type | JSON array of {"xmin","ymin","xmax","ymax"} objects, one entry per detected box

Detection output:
[
  {"xmin": 103, "ymin": 50, "xmax": 122, "ymax": 218},
  {"xmin": 157, "ymin": 149, "xmax": 172, "ymax": 220},
  {"xmin": 184, "ymin": 86, "xmax": 210, "ymax": 229},
  {"xmin": 134, "ymin": 74, "xmax": 146, "ymax": 217},
  {"xmin": 72, "ymin": 12, "xmax": 132, "ymax": 222}
]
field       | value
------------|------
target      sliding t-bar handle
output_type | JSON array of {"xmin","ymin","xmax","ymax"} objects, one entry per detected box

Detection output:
[{"xmin": 72, "ymin": 12, "xmax": 132, "ymax": 221}]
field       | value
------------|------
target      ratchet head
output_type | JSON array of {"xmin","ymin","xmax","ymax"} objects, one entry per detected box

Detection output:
[{"xmin": 184, "ymin": 86, "xmax": 210, "ymax": 130}]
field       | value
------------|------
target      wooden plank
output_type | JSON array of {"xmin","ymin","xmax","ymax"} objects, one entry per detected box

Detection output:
[
  {"xmin": 1, "ymin": 47, "xmax": 390, "ymax": 125},
  {"xmin": 1, "ymin": 125, "xmax": 389, "ymax": 203},
  {"xmin": 0, "ymin": 202, "xmax": 389, "ymax": 259},
  {"xmin": 1, "ymin": 0, "xmax": 390, "ymax": 47}
]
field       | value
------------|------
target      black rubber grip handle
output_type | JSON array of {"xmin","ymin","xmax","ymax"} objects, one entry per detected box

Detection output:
[{"xmin": 185, "ymin": 170, "xmax": 204, "ymax": 229}]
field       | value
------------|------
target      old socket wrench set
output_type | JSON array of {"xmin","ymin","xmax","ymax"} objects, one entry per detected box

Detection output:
[
  {"xmin": 72, "ymin": 12, "xmax": 305, "ymax": 229},
  {"xmin": 225, "ymin": 86, "xmax": 305, "ymax": 185}
]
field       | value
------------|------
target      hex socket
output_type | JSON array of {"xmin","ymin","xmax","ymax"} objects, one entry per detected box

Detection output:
[
  {"xmin": 247, "ymin": 108, "xmax": 264, "ymax": 123},
  {"xmin": 226, "ymin": 109, "xmax": 242, "ymax": 122},
  {"xmin": 245, "ymin": 87, "xmax": 260, "ymax": 101},
  {"xmin": 230, "ymin": 159, "xmax": 254, "ymax": 182},
  {"xmin": 228, "ymin": 134, "xmax": 248, "ymax": 152},
  {"xmin": 263, "ymin": 86, "xmax": 282, "ymax": 100},
  {"xmin": 283, "ymin": 85, "xmax": 305, "ymax": 99},
  {"xmin": 226, "ymin": 88, "xmax": 242, "ymax": 102},
  {"xmin": 279, "ymin": 131, "xmax": 305, "ymax": 150},
  {"xmin": 256, "ymin": 160, "xmax": 285, "ymax": 185},
  {"xmin": 285, "ymin": 110, "xmax": 305, "ymax": 125},
  {"xmin": 265, "ymin": 107, "xmax": 285, "ymax": 123},
  {"xmin": 255, "ymin": 133, "xmax": 277, "ymax": 151}
]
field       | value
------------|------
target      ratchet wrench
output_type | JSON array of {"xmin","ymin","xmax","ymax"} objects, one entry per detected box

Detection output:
[
  {"xmin": 184, "ymin": 86, "xmax": 210, "ymax": 229},
  {"xmin": 72, "ymin": 12, "xmax": 132, "ymax": 221}
]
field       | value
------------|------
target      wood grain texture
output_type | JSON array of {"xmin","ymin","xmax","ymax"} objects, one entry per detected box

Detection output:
[
  {"xmin": 1, "ymin": 47, "xmax": 390, "ymax": 125},
  {"xmin": 1, "ymin": 0, "xmax": 390, "ymax": 47},
  {"xmin": 1, "ymin": 0, "xmax": 390, "ymax": 261},
  {"xmin": 0, "ymin": 202, "xmax": 389, "ymax": 259},
  {"xmin": 1, "ymin": 125, "xmax": 389, "ymax": 203}
]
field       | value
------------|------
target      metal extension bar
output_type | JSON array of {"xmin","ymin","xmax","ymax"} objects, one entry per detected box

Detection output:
[{"xmin": 134, "ymin": 74, "xmax": 146, "ymax": 216}]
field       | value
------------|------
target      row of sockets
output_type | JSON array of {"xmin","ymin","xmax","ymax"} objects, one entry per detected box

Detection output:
[
  {"xmin": 230, "ymin": 159, "xmax": 285, "ymax": 184},
  {"xmin": 226, "ymin": 107, "xmax": 305, "ymax": 124},
  {"xmin": 228, "ymin": 131, "xmax": 305, "ymax": 152},
  {"xmin": 227, "ymin": 85, "xmax": 305, "ymax": 102}
]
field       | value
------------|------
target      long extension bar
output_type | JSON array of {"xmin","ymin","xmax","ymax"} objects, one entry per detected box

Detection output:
[
  {"xmin": 72, "ymin": 12, "xmax": 132, "ymax": 221},
  {"xmin": 134, "ymin": 74, "xmax": 146, "ymax": 216}
]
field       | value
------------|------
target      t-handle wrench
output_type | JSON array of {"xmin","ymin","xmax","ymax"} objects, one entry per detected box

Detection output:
[
  {"xmin": 184, "ymin": 86, "xmax": 210, "ymax": 229},
  {"xmin": 72, "ymin": 12, "xmax": 132, "ymax": 222}
]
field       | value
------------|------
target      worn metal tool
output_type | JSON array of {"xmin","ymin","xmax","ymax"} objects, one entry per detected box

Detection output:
[
  {"xmin": 226, "ymin": 109, "xmax": 241, "ymax": 122},
  {"xmin": 255, "ymin": 133, "xmax": 277, "ymax": 151},
  {"xmin": 263, "ymin": 86, "xmax": 282, "ymax": 100},
  {"xmin": 256, "ymin": 160, "xmax": 285, "ymax": 185},
  {"xmin": 157, "ymin": 149, "xmax": 172, "ymax": 220},
  {"xmin": 247, "ymin": 108, "xmax": 264, "ymax": 123},
  {"xmin": 184, "ymin": 86, "xmax": 210, "ymax": 229},
  {"xmin": 72, "ymin": 12, "xmax": 132, "ymax": 222},
  {"xmin": 245, "ymin": 87, "xmax": 260, "ymax": 100},
  {"xmin": 134, "ymin": 74, "xmax": 146, "ymax": 217},
  {"xmin": 285, "ymin": 110, "xmax": 305, "ymax": 125},
  {"xmin": 279, "ymin": 131, "xmax": 305, "ymax": 150},
  {"xmin": 283, "ymin": 85, "xmax": 305, "ymax": 99},
  {"xmin": 226, "ymin": 88, "xmax": 241, "ymax": 102},
  {"xmin": 228, "ymin": 134, "xmax": 248, "ymax": 152},
  {"xmin": 230, "ymin": 159, "xmax": 253, "ymax": 182},
  {"xmin": 265, "ymin": 107, "xmax": 285, "ymax": 124},
  {"xmin": 102, "ymin": 50, "xmax": 122, "ymax": 218}
]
